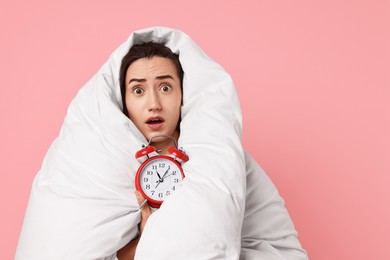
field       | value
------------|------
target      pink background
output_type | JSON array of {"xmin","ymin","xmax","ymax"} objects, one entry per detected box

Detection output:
[{"xmin": 1, "ymin": 0, "xmax": 389, "ymax": 259}]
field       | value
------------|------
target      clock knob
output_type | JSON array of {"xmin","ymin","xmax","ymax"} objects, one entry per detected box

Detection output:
[{"xmin": 167, "ymin": 147, "xmax": 189, "ymax": 162}]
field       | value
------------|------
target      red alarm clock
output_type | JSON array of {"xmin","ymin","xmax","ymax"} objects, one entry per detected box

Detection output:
[{"xmin": 135, "ymin": 135, "xmax": 189, "ymax": 208}]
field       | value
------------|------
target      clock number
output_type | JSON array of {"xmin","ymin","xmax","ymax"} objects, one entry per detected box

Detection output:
[
  {"xmin": 174, "ymin": 178, "xmax": 179, "ymax": 183},
  {"xmin": 158, "ymin": 193, "xmax": 163, "ymax": 198},
  {"xmin": 143, "ymin": 177, "xmax": 148, "ymax": 182},
  {"xmin": 159, "ymin": 163, "xmax": 165, "ymax": 168},
  {"xmin": 152, "ymin": 165, "xmax": 157, "ymax": 170},
  {"xmin": 172, "ymin": 170, "xmax": 177, "ymax": 175},
  {"xmin": 147, "ymin": 171, "xmax": 153, "ymax": 175},
  {"xmin": 172, "ymin": 186, "xmax": 176, "ymax": 191},
  {"xmin": 151, "ymin": 191, "xmax": 155, "ymax": 196},
  {"xmin": 166, "ymin": 191, "xmax": 171, "ymax": 196},
  {"xmin": 145, "ymin": 184, "xmax": 150, "ymax": 190}
]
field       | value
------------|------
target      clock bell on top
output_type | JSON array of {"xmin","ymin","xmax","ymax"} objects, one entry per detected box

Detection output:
[{"xmin": 135, "ymin": 135, "xmax": 189, "ymax": 163}]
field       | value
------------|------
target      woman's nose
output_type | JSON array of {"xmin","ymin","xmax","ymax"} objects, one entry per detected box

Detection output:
[{"xmin": 147, "ymin": 92, "xmax": 162, "ymax": 111}]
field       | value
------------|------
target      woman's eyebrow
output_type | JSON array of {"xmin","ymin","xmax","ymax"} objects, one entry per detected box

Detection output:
[
  {"xmin": 128, "ymin": 78, "xmax": 146, "ymax": 85},
  {"xmin": 156, "ymin": 75, "xmax": 174, "ymax": 81}
]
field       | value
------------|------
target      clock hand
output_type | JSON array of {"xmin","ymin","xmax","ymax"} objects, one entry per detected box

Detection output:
[
  {"xmin": 155, "ymin": 167, "xmax": 170, "ymax": 188},
  {"xmin": 156, "ymin": 171, "xmax": 163, "ymax": 182},
  {"xmin": 162, "ymin": 166, "xmax": 170, "ymax": 179},
  {"xmin": 162, "ymin": 173, "xmax": 173, "ymax": 180}
]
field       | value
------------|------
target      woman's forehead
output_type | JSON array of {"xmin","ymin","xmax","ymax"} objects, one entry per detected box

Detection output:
[{"xmin": 126, "ymin": 57, "xmax": 179, "ymax": 81}]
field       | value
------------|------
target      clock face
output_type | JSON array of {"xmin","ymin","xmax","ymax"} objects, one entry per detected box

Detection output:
[{"xmin": 137, "ymin": 155, "xmax": 184, "ymax": 207}]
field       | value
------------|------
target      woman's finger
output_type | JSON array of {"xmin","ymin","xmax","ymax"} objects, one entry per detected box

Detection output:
[
  {"xmin": 135, "ymin": 190, "xmax": 145, "ymax": 205},
  {"xmin": 135, "ymin": 190, "xmax": 151, "ymax": 212},
  {"xmin": 134, "ymin": 190, "xmax": 152, "ymax": 233}
]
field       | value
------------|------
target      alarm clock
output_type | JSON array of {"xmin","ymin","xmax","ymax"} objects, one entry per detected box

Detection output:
[{"xmin": 135, "ymin": 135, "xmax": 189, "ymax": 208}]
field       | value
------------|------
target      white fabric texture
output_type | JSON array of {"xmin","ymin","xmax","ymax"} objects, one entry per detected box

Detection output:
[{"xmin": 16, "ymin": 27, "xmax": 307, "ymax": 260}]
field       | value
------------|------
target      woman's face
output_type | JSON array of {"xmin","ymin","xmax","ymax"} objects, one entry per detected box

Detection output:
[{"xmin": 125, "ymin": 56, "xmax": 182, "ymax": 150}]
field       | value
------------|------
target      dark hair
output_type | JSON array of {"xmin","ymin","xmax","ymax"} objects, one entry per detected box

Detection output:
[{"xmin": 119, "ymin": 42, "xmax": 184, "ymax": 117}]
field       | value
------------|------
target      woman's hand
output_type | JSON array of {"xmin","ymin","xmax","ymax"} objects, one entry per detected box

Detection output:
[{"xmin": 116, "ymin": 191, "xmax": 153, "ymax": 260}]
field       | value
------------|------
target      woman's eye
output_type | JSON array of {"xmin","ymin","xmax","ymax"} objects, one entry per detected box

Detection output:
[
  {"xmin": 133, "ymin": 88, "xmax": 144, "ymax": 95},
  {"xmin": 160, "ymin": 84, "xmax": 171, "ymax": 93}
]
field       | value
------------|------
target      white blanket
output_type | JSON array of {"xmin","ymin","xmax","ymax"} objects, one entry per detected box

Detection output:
[{"xmin": 16, "ymin": 27, "xmax": 307, "ymax": 260}]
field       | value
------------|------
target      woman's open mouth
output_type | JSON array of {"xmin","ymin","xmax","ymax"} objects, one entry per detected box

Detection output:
[{"xmin": 145, "ymin": 116, "xmax": 165, "ymax": 130}]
